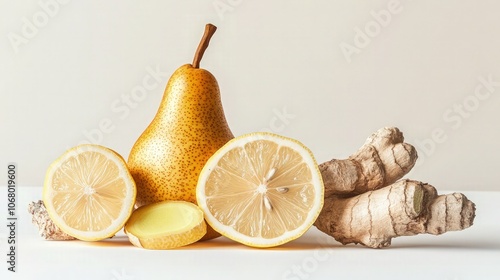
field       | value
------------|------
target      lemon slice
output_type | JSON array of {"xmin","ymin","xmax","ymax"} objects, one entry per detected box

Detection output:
[
  {"xmin": 196, "ymin": 132, "xmax": 324, "ymax": 248},
  {"xmin": 124, "ymin": 201, "xmax": 206, "ymax": 249},
  {"xmin": 42, "ymin": 144, "xmax": 136, "ymax": 241}
]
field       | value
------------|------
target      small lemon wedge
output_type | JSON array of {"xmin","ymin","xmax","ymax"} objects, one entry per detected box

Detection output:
[{"xmin": 124, "ymin": 201, "xmax": 206, "ymax": 249}]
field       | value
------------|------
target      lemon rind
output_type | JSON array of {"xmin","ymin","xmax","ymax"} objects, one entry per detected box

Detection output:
[
  {"xmin": 196, "ymin": 132, "xmax": 324, "ymax": 248},
  {"xmin": 42, "ymin": 144, "xmax": 137, "ymax": 241}
]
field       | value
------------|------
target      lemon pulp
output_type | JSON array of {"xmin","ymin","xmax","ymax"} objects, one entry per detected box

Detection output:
[
  {"xmin": 43, "ymin": 145, "xmax": 136, "ymax": 241},
  {"xmin": 197, "ymin": 132, "xmax": 324, "ymax": 247}
]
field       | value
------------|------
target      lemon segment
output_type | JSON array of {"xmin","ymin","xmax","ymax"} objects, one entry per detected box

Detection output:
[
  {"xmin": 196, "ymin": 132, "xmax": 324, "ymax": 248},
  {"xmin": 124, "ymin": 201, "xmax": 207, "ymax": 249},
  {"xmin": 42, "ymin": 144, "xmax": 136, "ymax": 241}
]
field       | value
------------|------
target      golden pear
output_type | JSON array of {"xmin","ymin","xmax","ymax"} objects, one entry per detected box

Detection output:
[{"xmin": 128, "ymin": 24, "xmax": 233, "ymax": 239}]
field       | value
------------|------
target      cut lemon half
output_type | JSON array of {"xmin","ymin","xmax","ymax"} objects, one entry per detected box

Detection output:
[
  {"xmin": 196, "ymin": 132, "xmax": 324, "ymax": 248},
  {"xmin": 42, "ymin": 144, "xmax": 136, "ymax": 241},
  {"xmin": 124, "ymin": 201, "xmax": 206, "ymax": 249}
]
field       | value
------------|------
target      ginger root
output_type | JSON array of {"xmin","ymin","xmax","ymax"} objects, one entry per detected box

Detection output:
[
  {"xmin": 319, "ymin": 127, "xmax": 417, "ymax": 196},
  {"xmin": 28, "ymin": 200, "xmax": 76, "ymax": 241},
  {"xmin": 314, "ymin": 127, "xmax": 476, "ymax": 248}
]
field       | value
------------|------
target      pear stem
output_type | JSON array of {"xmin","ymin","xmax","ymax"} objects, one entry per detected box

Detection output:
[{"xmin": 192, "ymin": 24, "xmax": 217, "ymax": 69}]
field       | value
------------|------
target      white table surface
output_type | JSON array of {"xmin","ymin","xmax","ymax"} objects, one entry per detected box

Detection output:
[{"xmin": 1, "ymin": 186, "xmax": 499, "ymax": 280}]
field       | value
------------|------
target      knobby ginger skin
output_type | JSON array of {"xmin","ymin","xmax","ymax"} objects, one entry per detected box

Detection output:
[
  {"xmin": 314, "ymin": 180, "xmax": 475, "ymax": 248},
  {"xmin": 28, "ymin": 200, "xmax": 76, "ymax": 241},
  {"xmin": 319, "ymin": 127, "xmax": 417, "ymax": 196},
  {"xmin": 315, "ymin": 127, "xmax": 475, "ymax": 248}
]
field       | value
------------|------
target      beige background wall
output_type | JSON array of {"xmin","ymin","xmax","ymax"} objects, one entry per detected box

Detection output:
[{"xmin": 1, "ymin": 0, "xmax": 499, "ymax": 191}]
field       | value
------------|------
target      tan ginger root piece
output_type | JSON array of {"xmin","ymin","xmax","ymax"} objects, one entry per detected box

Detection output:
[
  {"xmin": 315, "ymin": 127, "xmax": 476, "ymax": 248},
  {"xmin": 314, "ymin": 180, "xmax": 476, "ymax": 248},
  {"xmin": 28, "ymin": 200, "xmax": 76, "ymax": 241},
  {"xmin": 320, "ymin": 127, "xmax": 418, "ymax": 196}
]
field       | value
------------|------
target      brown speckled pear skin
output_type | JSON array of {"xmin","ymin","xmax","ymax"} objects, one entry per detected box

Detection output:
[{"xmin": 128, "ymin": 64, "xmax": 234, "ymax": 209}]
